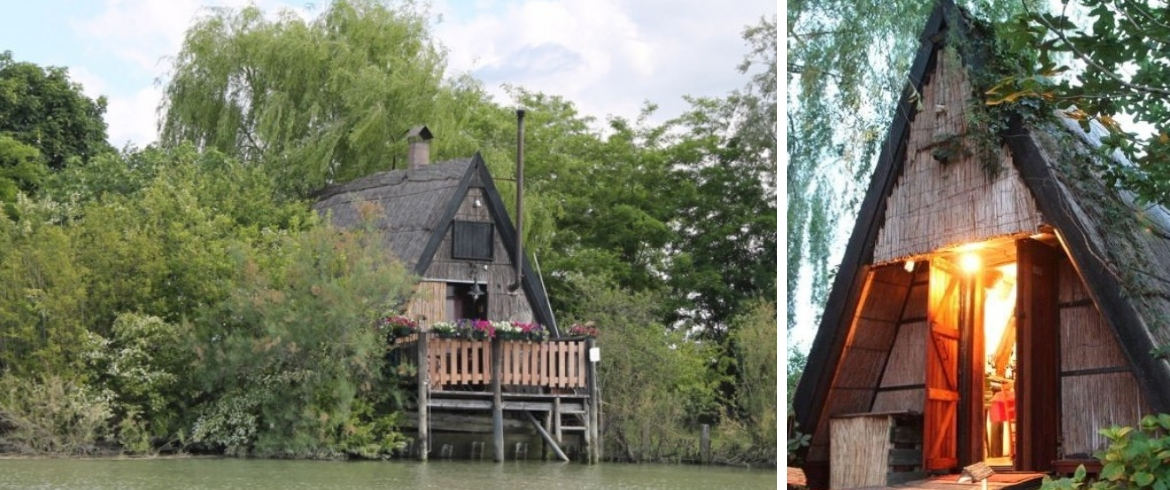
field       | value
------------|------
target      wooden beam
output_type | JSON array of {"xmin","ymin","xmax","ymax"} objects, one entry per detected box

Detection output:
[{"xmin": 523, "ymin": 411, "xmax": 569, "ymax": 462}]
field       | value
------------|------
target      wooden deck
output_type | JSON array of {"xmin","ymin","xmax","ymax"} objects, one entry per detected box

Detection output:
[
  {"xmin": 849, "ymin": 473, "xmax": 1045, "ymax": 490},
  {"xmin": 393, "ymin": 333, "xmax": 600, "ymax": 464}
]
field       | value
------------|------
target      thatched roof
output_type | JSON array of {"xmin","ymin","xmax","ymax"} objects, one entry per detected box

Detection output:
[
  {"xmin": 312, "ymin": 153, "xmax": 560, "ymax": 335},
  {"xmin": 314, "ymin": 157, "xmax": 473, "ymax": 272},
  {"xmin": 793, "ymin": 0, "xmax": 1170, "ymax": 438}
]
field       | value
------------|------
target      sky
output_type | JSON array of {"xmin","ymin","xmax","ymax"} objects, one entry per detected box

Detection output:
[{"xmin": 0, "ymin": 0, "xmax": 777, "ymax": 149}]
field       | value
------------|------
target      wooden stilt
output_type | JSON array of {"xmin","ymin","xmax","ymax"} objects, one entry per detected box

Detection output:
[
  {"xmin": 492, "ymin": 336, "xmax": 504, "ymax": 462},
  {"xmin": 524, "ymin": 411, "xmax": 569, "ymax": 462},
  {"xmin": 542, "ymin": 408, "xmax": 552, "ymax": 460},
  {"xmin": 417, "ymin": 333, "xmax": 429, "ymax": 462},
  {"xmin": 553, "ymin": 396, "xmax": 562, "ymax": 444},
  {"xmin": 587, "ymin": 337, "xmax": 600, "ymax": 464}
]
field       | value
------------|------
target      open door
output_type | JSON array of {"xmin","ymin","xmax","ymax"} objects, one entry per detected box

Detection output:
[
  {"xmin": 1015, "ymin": 238, "xmax": 1060, "ymax": 471},
  {"xmin": 925, "ymin": 259, "xmax": 961, "ymax": 471}
]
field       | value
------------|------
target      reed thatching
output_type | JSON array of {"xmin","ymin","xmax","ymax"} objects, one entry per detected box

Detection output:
[
  {"xmin": 879, "ymin": 321, "xmax": 927, "ymax": 388},
  {"xmin": 1060, "ymin": 372, "xmax": 1148, "ymax": 456},
  {"xmin": 1060, "ymin": 304, "xmax": 1127, "ymax": 371},
  {"xmin": 315, "ymin": 158, "xmax": 472, "ymax": 271},
  {"xmin": 831, "ymin": 415, "xmax": 894, "ymax": 489},
  {"xmin": 873, "ymin": 47, "xmax": 1044, "ymax": 265}
]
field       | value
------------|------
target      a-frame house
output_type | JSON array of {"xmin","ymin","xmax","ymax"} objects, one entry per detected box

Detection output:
[
  {"xmin": 793, "ymin": 1, "xmax": 1170, "ymax": 487},
  {"xmin": 313, "ymin": 129, "xmax": 558, "ymax": 336}
]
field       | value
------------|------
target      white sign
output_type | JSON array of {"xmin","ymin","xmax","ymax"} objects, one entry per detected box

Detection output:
[{"xmin": 589, "ymin": 347, "xmax": 601, "ymax": 362}]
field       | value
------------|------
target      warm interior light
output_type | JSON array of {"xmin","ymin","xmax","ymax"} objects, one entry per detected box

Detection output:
[
  {"xmin": 960, "ymin": 253, "xmax": 982, "ymax": 273},
  {"xmin": 904, "ymin": 259, "xmax": 916, "ymax": 273}
]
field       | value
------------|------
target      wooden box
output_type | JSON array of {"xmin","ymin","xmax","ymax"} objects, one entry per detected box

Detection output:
[{"xmin": 830, "ymin": 411, "xmax": 926, "ymax": 489}]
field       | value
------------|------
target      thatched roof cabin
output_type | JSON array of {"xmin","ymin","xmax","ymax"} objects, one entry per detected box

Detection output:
[
  {"xmin": 792, "ymin": 1, "xmax": 1170, "ymax": 487},
  {"xmin": 314, "ymin": 140, "xmax": 558, "ymax": 335}
]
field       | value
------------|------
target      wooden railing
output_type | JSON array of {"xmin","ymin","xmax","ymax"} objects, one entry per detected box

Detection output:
[{"xmin": 395, "ymin": 334, "xmax": 588, "ymax": 390}]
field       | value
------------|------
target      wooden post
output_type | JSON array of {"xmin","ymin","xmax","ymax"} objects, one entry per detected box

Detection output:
[
  {"xmin": 542, "ymin": 408, "xmax": 552, "ymax": 461},
  {"xmin": 553, "ymin": 396, "xmax": 562, "ymax": 444},
  {"xmin": 492, "ymin": 336, "xmax": 504, "ymax": 462},
  {"xmin": 417, "ymin": 333, "xmax": 429, "ymax": 461},
  {"xmin": 587, "ymin": 337, "xmax": 600, "ymax": 464}
]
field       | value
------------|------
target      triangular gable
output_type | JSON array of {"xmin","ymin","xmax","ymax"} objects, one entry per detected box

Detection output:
[
  {"xmin": 872, "ymin": 45, "xmax": 1044, "ymax": 264},
  {"xmin": 414, "ymin": 153, "xmax": 560, "ymax": 336},
  {"xmin": 794, "ymin": 0, "xmax": 1170, "ymax": 446}
]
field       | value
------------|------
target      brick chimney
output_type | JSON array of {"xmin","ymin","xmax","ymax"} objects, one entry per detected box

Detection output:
[{"xmin": 406, "ymin": 125, "xmax": 433, "ymax": 169}]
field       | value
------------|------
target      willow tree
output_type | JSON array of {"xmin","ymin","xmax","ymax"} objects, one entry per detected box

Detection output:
[
  {"xmin": 159, "ymin": 0, "xmax": 447, "ymax": 196},
  {"xmin": 786, "ymin": 1, "xmax": 1043, "ymax": 334}
]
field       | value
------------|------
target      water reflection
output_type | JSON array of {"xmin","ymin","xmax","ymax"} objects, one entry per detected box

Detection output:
[{"xmin": 0, "ymin": 458, "xmax": 777, "ymax": 490}]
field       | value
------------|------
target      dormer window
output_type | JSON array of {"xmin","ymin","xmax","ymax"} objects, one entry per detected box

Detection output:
[{"xmin": 453, "ymin": 221, "xmax": 493, "ymax": 260}]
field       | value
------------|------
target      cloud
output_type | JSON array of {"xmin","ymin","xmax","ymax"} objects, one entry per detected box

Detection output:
[
  {"xmin": 434, "ymin": 0, "xmax": 774, "ymax": 126},
  {"xmin": 104, "ymin": 86, "xmax": 164, "ymax": 149},
  {"xmin": 67, "ymin": 0, "xmax": 310, "ymax": 146}
]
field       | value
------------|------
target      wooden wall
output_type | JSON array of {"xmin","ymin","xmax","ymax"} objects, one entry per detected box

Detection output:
[
  {"xmin": 1058, "ymin": 256, "xmax": 1150, "ymax": 457},
  {"xmin": 807, "ymin": 264, "xmax": 921, "ymax": 462},
  {"xmin": 405, "ymin": 281, "xmax": 446, "ymax": 324},
  {"xmin": 422, "ymin": 188, "xmax": 536, "ymax": 324},
  {"xmin": 873, "ymin": 49, "xmax": 1044, "ymax": 265}
]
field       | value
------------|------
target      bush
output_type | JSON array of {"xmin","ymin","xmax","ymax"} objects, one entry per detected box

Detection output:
[
  {"xmin": 0, "ymin": 373, "xmax": 113, "ymax": 454},
  {"xmin": 1043, "ymin": 414, "xmax": 1170, "ymax": 490},
  {"xmin": 564, "ymin": 274, "xmax": 720, "ymax": 462},
  {"xmin": 189, "ymin": 221, "xmax": 415, "ymax": 458}
]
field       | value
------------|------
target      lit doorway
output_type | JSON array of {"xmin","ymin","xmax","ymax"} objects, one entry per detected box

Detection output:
[{"xmin": 982, "ymin": 263, "xmax": 1017, "ymax": 468}]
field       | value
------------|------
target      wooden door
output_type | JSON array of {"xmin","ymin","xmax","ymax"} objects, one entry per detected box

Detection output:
[
  {"xmin": 925, "ymin": 259, "xmax": 961, "ymax": 471},
  {"xmin": 1016, "ymin": 239, "xmax": 1060, "ymax": 471}
]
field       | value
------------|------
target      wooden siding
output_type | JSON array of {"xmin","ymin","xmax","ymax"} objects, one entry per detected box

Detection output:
[
  {"xmin": 406, "ymin": 281, "xmax": 446, "ymax": 324},
  {"xmin": 1058, "ymin": 256, "xmax": 1151, "ymax": 456},
  {"xmin": 873, "ymin": 49, "xmax": 1044, "ymax": 264},
  {"xmin": 423, "ymin": 188, "xmax": 536, "ymax": 323}
]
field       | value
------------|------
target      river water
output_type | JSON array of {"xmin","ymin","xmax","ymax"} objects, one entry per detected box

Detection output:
[{"xmin": 0, "ymin": 458, "xmax": 777, "ymax": 489}]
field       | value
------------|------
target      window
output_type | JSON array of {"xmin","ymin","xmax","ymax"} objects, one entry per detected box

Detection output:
[{"xmin": 453, "ymin": 221, "xmax": 494, "ymax": 260}]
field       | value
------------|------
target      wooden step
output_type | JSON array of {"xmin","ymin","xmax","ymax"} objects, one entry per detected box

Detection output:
[{"xmin": 560, "ymin": 425, "xmax": 587, "ymax": 431}]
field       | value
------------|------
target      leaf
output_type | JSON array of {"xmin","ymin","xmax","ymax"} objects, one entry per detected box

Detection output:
[{"xmin": 1134, "ymin": 471, "xmax": 1155, "ymax": 487}]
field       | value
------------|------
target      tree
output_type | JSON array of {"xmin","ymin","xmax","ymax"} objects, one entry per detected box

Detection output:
[
  {"xmin": 0, "ymin": 135, "xmax": 46, "ymax": 207},
  {"xmin": 997, "ymin": 1, "xmax": 1170, "ymax": 207},
  {"xmin": 159, "ymin": 0, "xmax": 449, "ymax": 196},
  {"xmin": 0, "ymin": 51, "xmax": 111, "ymax": 171},
  {"xmin": 563, "ymin": 274, "xmax": 719, "ymax": 462}
]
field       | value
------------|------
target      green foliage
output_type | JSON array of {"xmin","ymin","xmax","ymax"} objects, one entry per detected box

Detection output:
[
  {"xmin": 0, "ymin": 373, "xmax": 113, "ymax": 454},
  {"xmin": 1042, "ymin": 414, "xmax": 1170, "ymax": 490},
  {"xmin": 0, "ymin": 197, "xmax": 88, "ymax": 376},
  {"xmin": 189, "ymin": 221, "xmax": 415, "ymax": 458},
  {"xmin": 715, "ymin": 299, "xmax": 778, "ymax": 464},
  {"xmin": 83, "ymin": 313, "xmax": 195, "ymax": 449},
  {"xmin": 729, "ymin": 299, "xmax": 777, "ymax": 445},
  {"xmin": 564, "ymin": 274, "xmax": 720, "ymax": 462},
  {"xmin": 160, "ymin": 0, "xmax": 448, "ymax": 197},
  {"xmin": 999, "ymin": 1, "xmax": 1170, "ymax": 207},
  {"xmin": 0, "ymin": 51, "xmax": 112, "ymax": 170},
  {"xmin": 787, "ymin": 421, "xmax": 812, "ymax": 465},
  {"xmin": 787, "ymin": 344, "xmax": 808, "ymax": 415},
  {"xmin": 0, "ymin": 135, "xmax": 47, "ymax": 209}
]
